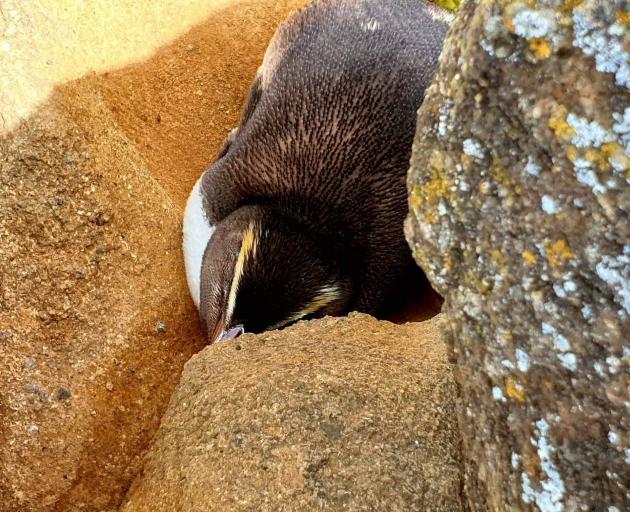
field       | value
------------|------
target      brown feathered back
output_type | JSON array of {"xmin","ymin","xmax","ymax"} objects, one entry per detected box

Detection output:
[{"xmin": 200, "ymin": 0, "xmax": 451, "ymax": 314}]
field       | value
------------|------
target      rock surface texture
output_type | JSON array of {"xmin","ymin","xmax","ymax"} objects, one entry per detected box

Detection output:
[
  {"xmin": 406, "ymin": 1, "xmax": 629, "ymax": 510},
  {"xmin": 122, "ymin": 314, "xmax": 462, "ymax": 512},
  {"xmin": 0, "ymin": 1, "xmax": 308, "ymax": 510}
]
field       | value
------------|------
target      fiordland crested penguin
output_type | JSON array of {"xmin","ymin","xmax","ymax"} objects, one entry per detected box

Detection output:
[{"xmin": 183, "ymin": 0, "xmax": 452, "ymax": 342}]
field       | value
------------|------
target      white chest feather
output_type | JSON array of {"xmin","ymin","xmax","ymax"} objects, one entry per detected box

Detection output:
[{"xmin": 182, "ymin": 176, "xmax": 215, "ymax": 309}]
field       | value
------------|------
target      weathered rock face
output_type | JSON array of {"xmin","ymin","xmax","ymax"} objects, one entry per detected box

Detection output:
[
  {"xmin": 122, "ymin": 314, "xmax": 463, "ymax": 512},
  {"xmin": 406, "ymin": 1, "xmax": 629, "ymax": 510},
  {"xmin": 0, "ymin": 1, "xmax": 308, "ymax": 510}
]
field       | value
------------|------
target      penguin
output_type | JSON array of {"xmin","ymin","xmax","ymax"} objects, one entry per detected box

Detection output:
[{"xmin": 183, "ymin": 0, "xmax": 452, "ymax": 342}]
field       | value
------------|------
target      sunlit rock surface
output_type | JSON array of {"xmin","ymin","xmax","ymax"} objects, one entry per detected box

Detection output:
[
  {"xmin": 0, "ymin": 1, "xmax": 307, "ymax": 509},
  {"xmin": 406, "ymin": 1, "xmax": 629, "ymax": 510},
  {"xmin": 122, "ymin": 314, "xmax": 463, "ymax": 512}
]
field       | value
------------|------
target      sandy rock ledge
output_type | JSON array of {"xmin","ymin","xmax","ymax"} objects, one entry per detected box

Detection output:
[{"xmin": 122, "ymin": 314, "xmax": 463, "ymax": 512}]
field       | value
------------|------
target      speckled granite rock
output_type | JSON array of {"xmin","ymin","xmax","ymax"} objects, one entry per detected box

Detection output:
[
  {"xmin": 122, "ymin": 314, "xmax": 463, "ymax": 512},
  {"xmin": 406, "ymin": 1, "xmax": 629, "ymax": 510},
  {"xmin": 0, "ymin": 82, "xmax": 206, "ymax": 511}
]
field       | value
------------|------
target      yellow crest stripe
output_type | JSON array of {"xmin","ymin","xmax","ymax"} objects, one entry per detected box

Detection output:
[
  {"xmin": 269, "ymin": 283, "xmax": 341, "ymax": 331},
  {"xmin": 226, "ymin": 222, "xmax": 257, "ymax": 323}
]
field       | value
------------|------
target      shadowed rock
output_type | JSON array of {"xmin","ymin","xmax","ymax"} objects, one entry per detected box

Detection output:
[{"xmin": 406, "ymin": 0, "xmax": 629, "ymax": 510}]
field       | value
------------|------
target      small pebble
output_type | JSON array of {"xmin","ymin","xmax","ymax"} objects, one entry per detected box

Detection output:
[
  {"xmin": 155, "ymin": 320, "xmax": 167, "ymax": 333},
  {"xmin": 24, "ymin": 356, "xmax": 37, "ymax": 369},
  {"xmin": 57, "ymin": 387, "xmax": 71, "ymax": 401},
  {"xmin": 105, "ymin": 382, "xmax": 114, "ymax": 391},
  {"xmin": 27, "ymin": 425, "xmax": 39, "ymax": 434}
]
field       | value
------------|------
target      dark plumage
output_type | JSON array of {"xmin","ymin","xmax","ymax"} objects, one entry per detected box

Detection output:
[{"xmin": 183, "ymin": 0, "xmax": 451, "ymax": 341}]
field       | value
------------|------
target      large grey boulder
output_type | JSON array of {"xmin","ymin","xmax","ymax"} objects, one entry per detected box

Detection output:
[
  {"xmin": 122, "ymin": 315, "xmax": 463, "ymax": 512},
  {"xmin": 406, "ymin": 0, "xmax": 629, "ymax": 510}
]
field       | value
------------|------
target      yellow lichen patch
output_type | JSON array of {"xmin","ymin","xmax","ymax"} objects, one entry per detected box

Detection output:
[
  {"xmin": 522, "ymin": 250, "xmax": 537, "ymax": 264},
  {"xmin": 558, "ymin": 0, "xmax": 584, "ymax": 14},
  {"xmin": 490, "ymin": 159, "xmax": 515, "ymax": 190},
  {"xmin": 444, "ymin": 254, "xmax": 452, "ymax": 272},
  {"xmin": 602, "ymin": 142, "xmax": 630, "ymax": 172},
  {"xmin": 410, "ymin": 184, "xmax": 424, "ymax": 211},
  {"xmin": 429, "ymin": 150, "xmax": 445, "ymax": 172},
  {"xmin": 529, "ymin": 38, "xmax": 552, "ymax": 59},
  {"xmin": 549, "ymin": 106, "xmax": 576, "ymax": 142},
  {"xmin": 545, "ymin": 239, "xmax": 576, "ymax": 268},
  {"xmin": 503, "ymin": 14, "xmax": 516, "ymax": 33},
  {"xmin": 506, "ymin": 378, "xmax": 526, "ymax": 402},
  {"xmin": 411, "ymin": 151, "xmax": 455, "ymax": 224},
  {"xmin": 490, "ymin": 249, "xmax": 507, "ymax": 274},
  {"xmin": 465, "ymin": 270, "xmax": 490, "ymax": 294},
  {"xmin": 583, "ymin": 146, "xmax": 616, "ymax": 172},
  {"xmin": 616, "ymin": 11, "xmax": 630, "ymax": 24},
  {"xmin": 460, "ymin": 153, "xmax": 473, "ymax": 172},
  {"xmin": 566, "ymin": 145, "xmax": 578, "ymax": 162}
]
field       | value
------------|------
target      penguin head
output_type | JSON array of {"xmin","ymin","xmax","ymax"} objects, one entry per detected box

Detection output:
[{"xmin": 199, "ymin": 205, "xmax": 351, "ymax": 343}]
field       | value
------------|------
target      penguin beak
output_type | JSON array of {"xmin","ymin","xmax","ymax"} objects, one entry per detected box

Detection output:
[{"xmin": 218, "ymin": 324, "xmax": 245, "ymax": 342}]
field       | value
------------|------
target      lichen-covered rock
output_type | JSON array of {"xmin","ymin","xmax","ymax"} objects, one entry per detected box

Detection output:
[
  {"xmin": 122, "ymin": 314, "xmax": 463, "ymax": 512},
  {"xmin": 406, "ymin": 1, "xmax": 629, "ymax": 510},
  {"xmin": 431, "ymin": 0, "xmax": 461, "ymax": 12}
]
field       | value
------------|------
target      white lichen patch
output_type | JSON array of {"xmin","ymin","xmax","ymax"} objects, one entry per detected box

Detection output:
[
  {"xmin": 573, "ymin": 2, "xmax": 630, "ymax": 89},
  {"xmin": 563, "ymin": 280, "xmax": 577, "ymax": 293},
  {"xmin": 605, "ymin": 355, "xmax": 622, "ymax": 375},
  {"xmin": 463, "ymin": 138, "xmax": 485, "ymax": 159},
  {"xmin": 593, "ymin": 361, "xmax": 606, "ymax": 377},
  {"xmin": 567, "ymin": 113, "xmax": 615, "ymax": 148},
  {"xmin": 511, "ymin": 452, "xmax": 521, "ymax": 469},
  {"xmin": 542, "ymin": 322, "xmax": 570, "ymax": 351},
  {"xmin": 542, "ymin": 322, "xmax": 578, "ymax": 371},
  {"xmin": 482, "ymin": 15, "xmax": 504, "ymax": 57},
  {"xmin": 558, "ymin": 352, "xmax": 577, "ymax": 371},
  {"xmin": 501, "ymin": 359, "xmax": 515, "ymax": 369},
  {"xmin": 522, "ymin": 419, "xmax": 565, "ymax": 511},
  {"xmin": 513, "ymin": 8, "xmax": 557, "ymax": 39},
  {"xmin": 515, "ymin": 348, "xmax": 530, "ymax": 372},
  {"xmin": 608, "ymin": 430, "xmax": 619, "ymax": 445},
  {"xmin": 612, "ymin": 107, "xmax": 630, "ymax": 155},
  {"xmin": 573, "ymin": 158, "xmax": 606, "ymax": 194},
  {"xmin": 553, "ymin": 283, "xmax": 567, "ymax": 299},
  {"xmin": 541, "ymin": 195, "xmax": 561, "ymax": 214},
  {"xmin": 595, "ymin": 247, "xmax": 630, "ymax": 314},
  {"xmin": 525, "ymin": 156, "xmax": 541, "ymax": 176},
  {"xmin": 493, "ymin": 386, "xmax": 507, "ymax": 402},
  {"xmin": 438, "ymin": 101, "xmax": 455, "ymax": 139}
]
